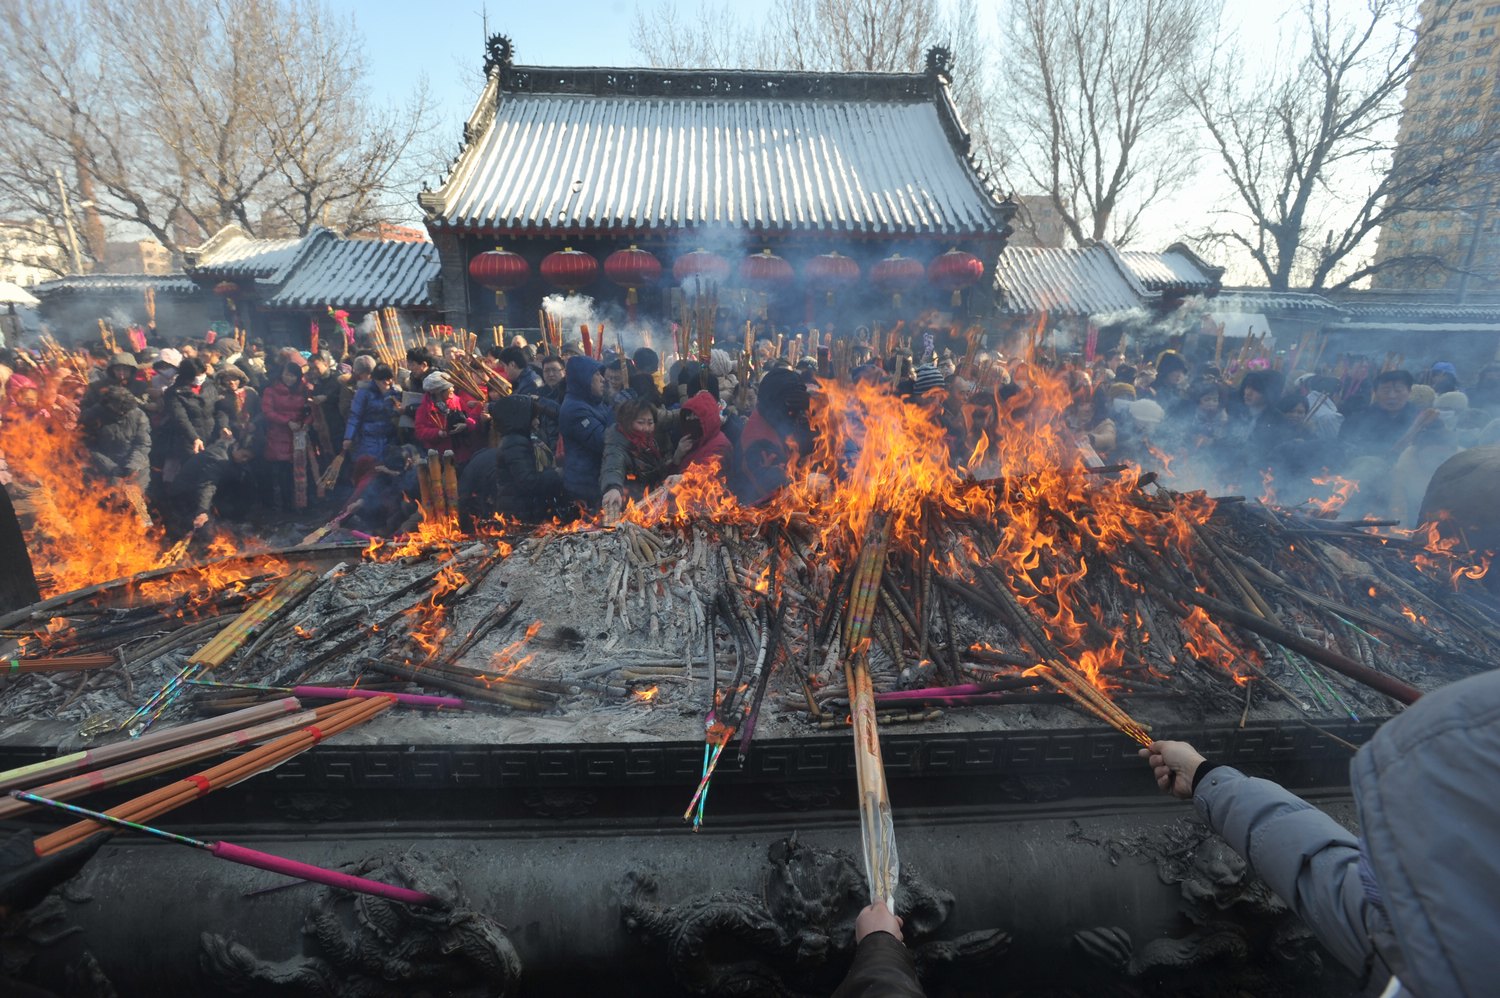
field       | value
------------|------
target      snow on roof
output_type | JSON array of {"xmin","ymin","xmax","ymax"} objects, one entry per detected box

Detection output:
[
  {"xmin": 993, "ymin": 243, "xmax": 1154, "ymax": 316},
  {"xmin": 422, "ymin": 66, "xmax": 1008, "ymax": 237},
  {"xmin": 264, "ymin": 237, "xmax": 438, "ymax": 310}
]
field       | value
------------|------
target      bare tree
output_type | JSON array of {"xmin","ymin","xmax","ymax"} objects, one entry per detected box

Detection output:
[
  {"xmin": 997, "ymin": 0, "xmax": 1216, "ymax": 247},
  {"xmin": 0, "ymin": 0, "xmax": 437, "ymax": 271},
  {"xmin": 632, "ymin": 0, "xmax": 940, "ymax": 75},
  {"xmin": 630, "ymin": 0, "xmax": 1002, "ymax": 175},
  {"xmin": 1187, "ymin": 0, "xmax": 1498, "ymax": 290}
]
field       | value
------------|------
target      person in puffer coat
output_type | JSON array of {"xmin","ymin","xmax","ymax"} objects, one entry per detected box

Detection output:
[
  {"xmin": 1142, "ymin": 670, "xmax": 1500, "ymax": 996},
  {"xmin": 559, "ymin": 356, "xmax": 611, "ymax": 508},
  {"xmin": 485, "ymin": 394, "xmax": 562, "ymax": 523},
  {"xmin": 342, "ymin": 364, "xmax": 399, "ymax": 460},
  {"xmin": 157, "ymin": 357, "xmax": 224, "ymax": 477},
  {"xmin": 82, "ymin": 385, "xmax": 151, "ymax": 491}
]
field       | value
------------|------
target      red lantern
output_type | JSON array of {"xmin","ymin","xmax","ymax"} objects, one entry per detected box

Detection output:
[
  {"xmin": 540, "ymin": 248, "xmax": 599, "ymax": 295},
  {"xmin": 871, "ymin": 253, "xmax": 925, "ymax": 308},
  {"xmin": 212, "ymin": 281, "xmax": 240, "ymax": 297},
  {"xmin": 739, "ymin": 249, "xmax": 793, "ymax": 294},
  {"xmin": 672, "ymin": 248, "xmax": 731, "ymax": 285},
  {"xmin": 927, "ymin": 248, "xmax": 985, "ymax": 307},
  {"xmin": 804, "ymin": 251, "xmax": 860, "ymax": 306},
  {"xmin": 469, "ymin": 248, "xmax": 530, "ymax": 309},
  {"xmin": 604, "ymin": 245, "xmax": 662, "ymax": 312}
]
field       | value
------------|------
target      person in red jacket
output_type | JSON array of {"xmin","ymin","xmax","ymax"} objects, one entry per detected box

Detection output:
[
  {"xmin": 258, "ymin": 360, "xmax": 311, "ymax": 510},
  {"xmin": 678, "ymin": 389, "xmax": 732, "ymax": 475},
  {"xmin": 413, "ymin": 371, "xmax": 483, "ymax": 467}
]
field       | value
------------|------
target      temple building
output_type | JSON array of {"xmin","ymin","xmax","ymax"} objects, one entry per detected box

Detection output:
[{"xmin": 419, "ymin": 37, "xmax": 1018, "ymax": 334}]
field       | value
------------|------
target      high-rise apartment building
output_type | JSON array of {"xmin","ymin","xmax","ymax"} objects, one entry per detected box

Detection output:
[{"xmin": 1373, "ymin": 0, "xmax": 1500, "ymax": 294}]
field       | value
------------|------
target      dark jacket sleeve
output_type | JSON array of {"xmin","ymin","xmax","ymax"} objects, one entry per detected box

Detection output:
[
  {"xmin": 122, "ymin": 409, "xmax": 151, "ymax": 473},
  {"xmin": 600, "ymin": 429, "xmax": 629, "ymax": 494},
  {"xmin": 165, "ymin": 390, "xmax": 197, "ymax": 447},
  {"xmin": 1194, "ymin": 766, "xmax": 1375, "ymax": 975},
  {"xmin": 831, "ymin": 932, "xmax": 925, "ymax": 998}
]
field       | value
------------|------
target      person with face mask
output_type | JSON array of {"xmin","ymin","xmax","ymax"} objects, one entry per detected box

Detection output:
[{"xmin": 157, "ymin": 357, "xmax": 224, "ymax": 485}]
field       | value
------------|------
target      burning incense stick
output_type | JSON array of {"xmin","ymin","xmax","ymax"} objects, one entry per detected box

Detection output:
[{"xmin": 13, "ymin": 791, "xmax": 442, "ymax": 907}]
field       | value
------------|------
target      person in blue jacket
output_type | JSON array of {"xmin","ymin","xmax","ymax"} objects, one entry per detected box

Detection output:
[
  {"xmin": 1143, "ymin": 669, "xmax": 1500, "ymax": 997},
  {"xmin": 559, "ymin": 356, "xmax": 611, "ymax": 508},
  {"xmin": 342, "ymin": 363, "xmax": 399, "ymax": 460}
]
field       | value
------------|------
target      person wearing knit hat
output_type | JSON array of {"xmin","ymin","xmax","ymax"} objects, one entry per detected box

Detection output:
[
  {"xmin": 909, "ymin": 364, "xmax": 946, "ymax": 398},
  {"xmin": 1409, "ymin": 383, "xmax": 1436, "ymax": 409},
  {"xmin": 421, "ymin": 371, "xmax": 453, "ymax": 394}
]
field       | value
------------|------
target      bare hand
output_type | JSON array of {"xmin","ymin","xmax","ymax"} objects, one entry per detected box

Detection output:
[
  {"xmin": 854, "ymin": 901, "xmax": 903, "ymax": 944},
  {"xmin": 289, "ymin": 421, "xmax": 302, "ymax": 432},
  {"xmin": 191, "ymin": 513, "xmax": 209, "ymax": 529},
  {"xmin": 673, "ymin": 437, "xmax": 694, "ymax": 463},
  {"xmin": 602, "ymin": 489, "xmax": 623, "ymax": 519},
  {"xmin": 191, "ymin": 438, "xmax": 204, "ymax": 454},
  {"xmin": 1139, "ymin": 740, "xmax": 1206, "ymax": 800},
  {"xmin": 341, "ymin": 440, "xmax": 352, "ymax": 452}
]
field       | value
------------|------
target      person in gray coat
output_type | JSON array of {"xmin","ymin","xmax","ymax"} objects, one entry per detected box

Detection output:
[{"xmin": 1142, "ymin": 669, "xmax": 1500, "ymax": 997}]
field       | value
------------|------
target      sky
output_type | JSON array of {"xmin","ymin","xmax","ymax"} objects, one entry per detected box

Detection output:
[{"xmin": 332, "ymin": 0, "xmax": 1390, "ymax": 282}]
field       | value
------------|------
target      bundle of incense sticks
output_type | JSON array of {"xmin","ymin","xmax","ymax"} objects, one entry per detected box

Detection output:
[
  {"xmin": 121, "ymin": 573, "xmax": 320, "ymax": 735},
  {"xmin": 841, "ymin": 513, "xmax": 899, "ymax": 909},
  {"xmin": 16, "ymin": 791, "xmax": 442, "ymax": 907},
  {"xmin": 36, "ymin": 696, "xmax": 393, "ymax": 856},
  {"xmin": 0, "ymin": 699, "xmax": 305, "ymax": 793},
  {"xmin": 0, "ymin": 704, "xmax": 330, "ymax": 820},
  {"xmin": 1029, "ymin": 662, "xmax": 1153, "ymax": 746},
  {"xmin": 192, "ymin": 573, "xmax": 317, "ymax": 670},
  {"xmin": 416, "ymin": 449, "xmax": 459, "ymax": 523},
  {"xmin": 5, "ymin": 653, "xmax": 114, "ymax": 675}
]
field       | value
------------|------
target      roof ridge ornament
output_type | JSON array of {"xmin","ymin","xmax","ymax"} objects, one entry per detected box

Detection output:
[
  {"xmin": 925, "ymin": 46, "xmax": 954, "ymax": 83},
  {"xmin": 483, "ymin": 34, "xmax": 514, "ymax": 78}
]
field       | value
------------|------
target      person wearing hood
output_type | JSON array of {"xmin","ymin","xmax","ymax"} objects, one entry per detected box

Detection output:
[
  {"xmin": 1142, "ymin": 669, "xmax": 1500, "ymax": 997},
  {"xmin": 559, "ymin": 356, "xmax": 611, "ymax": 507},
  {"xmin": 485, "ymin": 393, "xmax": 563, "ymax": 523},
  {"xmin": 737, "ymin": 368, "xmax": 815, "ymax": 505},
  {"xmin": 81, "ymin": 384, "xmax": 152, "ymax": 509},
  {"xmin": 80, "ymin": 352, "xmax": 148, "ymax": 418},
  {"xmin": 214, "ymin": 365, "xmax": 259, "ymax": 441},
  {"xmin": 677, "ymin": 389, "xmax": 732, "ymax": 474}
]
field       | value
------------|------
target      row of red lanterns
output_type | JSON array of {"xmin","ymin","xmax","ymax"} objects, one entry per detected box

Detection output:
[{"xmin": 468, "ymin": 245, "xmax": 985, "ymax": 308}]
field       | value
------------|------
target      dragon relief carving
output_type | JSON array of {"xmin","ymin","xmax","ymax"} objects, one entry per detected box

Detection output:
[
  {"xmin": 621, "ymin": 833, "xmax": 1009, "ymax": 997},
  {"xmin": 1070, "ymin": 817, "xmax": 1324, "ymax": 982},
  {"xmin": 200, "ymin": 851, "xmax": 520, "ymax": 997}
]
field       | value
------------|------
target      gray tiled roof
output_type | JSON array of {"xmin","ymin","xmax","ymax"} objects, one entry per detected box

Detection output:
[
  {"xmin": 992, "ymin": 243, "xmax": 1153, "ymax": 316},
  {"xmin": 422, "ymin": 67, "xmax": 1008, "ymax": 237},
  {"xmin": 264, "ymin": 236, "xmax": 438, "ymax": 310},
  {"xmin": 1119, "ymin": 243, "xmax": 1222, "ymax": 292},
  {"xmin": 185, "ymin": 226, "xmax": 311, "ymax": 283},
  {"xmin": 31, "ymin": 274, "xmax": 200, "ymax": 296}
]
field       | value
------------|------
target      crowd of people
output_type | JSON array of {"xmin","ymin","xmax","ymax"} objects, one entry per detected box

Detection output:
[{"xmin": 1, "ymin": 326, "xmax": 1498, "ymax": 549}]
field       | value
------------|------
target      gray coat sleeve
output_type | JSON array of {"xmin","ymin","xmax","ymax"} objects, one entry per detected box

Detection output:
[{"xmin": 1194, "ymin": 766, "xmax": 1375, "ymax": 975}]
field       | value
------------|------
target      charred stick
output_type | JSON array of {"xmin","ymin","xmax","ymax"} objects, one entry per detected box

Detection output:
[
  {"xmin": 1127, "ymin": 567, "xmax": 1423, "ymax": 705},
  {"xmin": 362, "ymin": 660, "xmax": 551, "ymax": 711}
]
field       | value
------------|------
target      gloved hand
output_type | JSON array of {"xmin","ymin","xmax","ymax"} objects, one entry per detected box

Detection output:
[{"xmin": 0, "ymin": 830, "xmax": 107, "ymax": 915}]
